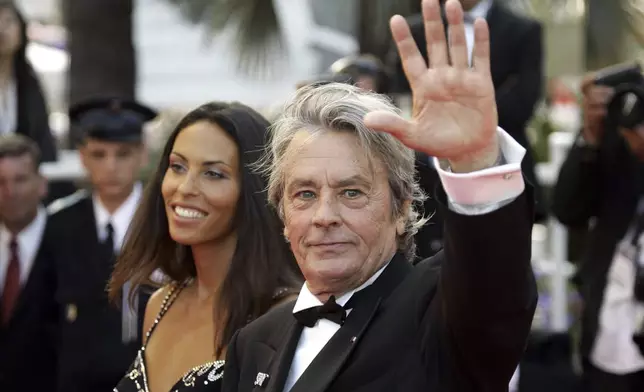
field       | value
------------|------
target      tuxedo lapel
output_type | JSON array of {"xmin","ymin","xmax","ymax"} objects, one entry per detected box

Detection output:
[
  {"xmin": 288, "ymin": 254, "xmax": 412, "ymax": 392},
  {"xmin": 288, "ymin": 296, "xmax": 382, "ymax": 392},
  {"xmin": 263, "ymin": 313, "xmax": 304, "ymax": 392}
]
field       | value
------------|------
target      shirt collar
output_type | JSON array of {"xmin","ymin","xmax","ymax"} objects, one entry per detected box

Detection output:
[
  {"xmin": 93, "ymin": 182, "xmax": 142, "ymax": 235},
  {"xmin": 0, "ymin": 206, "xmax": 47, "ymax": 250},
  {"xmin": 292, "ymin": 259, "xmax": 392, "ymax": 314}
]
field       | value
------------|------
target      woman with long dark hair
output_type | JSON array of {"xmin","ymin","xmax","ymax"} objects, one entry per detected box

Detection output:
[
  {"xmin": 110, "ymin": 102, "xmax": 302, "ymax": 392},
  {"xmin": 0, "ymin": 1, "xmax": 57, "ymax": 162}
]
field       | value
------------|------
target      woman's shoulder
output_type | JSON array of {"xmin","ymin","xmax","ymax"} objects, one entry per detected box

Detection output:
[
  {"xmin": 270, "ymin": 286, "xmax": 299, "ymax": 309},
  {"xmin": 143, "ymin": 283, "xmax": 182, "ymax": 343}
]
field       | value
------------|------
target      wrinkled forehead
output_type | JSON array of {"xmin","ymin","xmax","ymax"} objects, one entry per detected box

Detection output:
[{"xmin": 281, "ymin": 129, "xmax": 388, "ymax": 188}]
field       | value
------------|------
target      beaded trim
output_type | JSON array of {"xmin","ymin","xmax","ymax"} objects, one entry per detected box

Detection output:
[{"xmin": 142, "ymin": 281, "xmax": 188, "ymax": 351}]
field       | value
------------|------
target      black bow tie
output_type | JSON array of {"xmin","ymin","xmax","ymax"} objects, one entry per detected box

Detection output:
[{"xmin": 293, "ymin": 295, "xmax": 347, "ymax": 328}]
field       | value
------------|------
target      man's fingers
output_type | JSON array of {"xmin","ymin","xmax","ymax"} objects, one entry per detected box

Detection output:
[
  {"xmin": 423, "ymin": 0, "xmax": 449, "ymax": 67},
  {"xmin": 364, "ymin": 111, "xmax": 413, "ymax": 140},
  {"xmin": 471, "ymin": 18, "xmax": 491, "ymax": 76},
  {"xmin": 588, "ymin": 87, "xmax": 614, "ymax": 105},
  {"xmin": 391, "ymin": 15, "xmax": 428, "ymax": 86},
  {"xmin": 585, "ymin": 107, "xmax": 607, "ymax": 120},
  {"xmin": 445, "ymin": 0, "xmax": 468, "ymax": 69}
]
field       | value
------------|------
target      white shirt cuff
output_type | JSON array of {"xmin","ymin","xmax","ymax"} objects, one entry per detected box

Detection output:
[{"xmin": 432, "ymin": 127, "xmax": 526, "ymax": 207}]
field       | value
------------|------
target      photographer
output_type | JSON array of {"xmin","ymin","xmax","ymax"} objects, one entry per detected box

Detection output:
[{"xmin": 552, "ymin": 64, "xmax": 644, "ymax": 391}]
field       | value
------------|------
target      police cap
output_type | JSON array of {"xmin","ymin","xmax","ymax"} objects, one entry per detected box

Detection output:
[{"xmin": 69, "ymin": 97, "xmax": 158, "ymax": 143}]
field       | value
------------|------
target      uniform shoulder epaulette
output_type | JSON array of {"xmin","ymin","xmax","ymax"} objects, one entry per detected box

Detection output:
[{"xmin": 46, "ymin": 189, "xmax": 90, "ymax": 216}]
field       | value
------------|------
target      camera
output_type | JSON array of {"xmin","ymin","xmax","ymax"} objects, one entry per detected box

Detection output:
[{"xmin": 594, "ymin": 62, "xmax": 644, "ymax": 129}]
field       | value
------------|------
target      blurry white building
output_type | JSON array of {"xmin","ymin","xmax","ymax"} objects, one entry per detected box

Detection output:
[
  {"xmin": 135, "ymin": 0, "xmax": 356, "ymax": 112},
  {"xmin": 21, "ymin": 0, "xmax": 358, "ymax": 114}
]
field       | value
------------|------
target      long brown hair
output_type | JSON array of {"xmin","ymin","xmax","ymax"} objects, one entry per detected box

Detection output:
[{"xmin": 109, "ymin": 102, "xmax": 302, "ymax": 356}]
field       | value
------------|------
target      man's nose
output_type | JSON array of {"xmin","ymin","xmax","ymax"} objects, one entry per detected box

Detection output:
[
  {"xmin": 104, "ymin": 156, "xmax": 119, "ymax": 172},
  {"xmin": 311, "ymin": 195, "xmax": 341, "ymax": 227}
]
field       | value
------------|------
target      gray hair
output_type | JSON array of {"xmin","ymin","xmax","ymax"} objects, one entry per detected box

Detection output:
[{"xmin": 258, "ymin": 83, "xmax": 428, "ymax": 261}]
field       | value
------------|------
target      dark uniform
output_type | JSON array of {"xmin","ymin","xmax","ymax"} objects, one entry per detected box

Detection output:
[{"xmin": 47, "ymin": 98, "xmax": 157, "ymax": 392}]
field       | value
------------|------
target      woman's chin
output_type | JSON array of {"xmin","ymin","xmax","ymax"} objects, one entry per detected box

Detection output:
[{"xmin": 169, "ymin": 229, "xmax": 202, "ymax": 246}]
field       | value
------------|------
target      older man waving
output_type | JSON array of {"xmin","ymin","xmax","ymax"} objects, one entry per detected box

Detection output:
[{"xmin": 222, "ymin": 0, "xmax": 536, "ymax": 391}]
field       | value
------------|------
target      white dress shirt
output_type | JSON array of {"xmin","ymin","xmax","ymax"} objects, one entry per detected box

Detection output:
[
  {"xmin": 92, "ymin": 182, "xmax": 142, "ymax": 252},
  {"xmin": 283, "ymin": 127, "xmax": 527, "ymax": 391},
  {"xmin": 0, "ymin": 206, "xmax": 47, "ymax": 292},
  {"xmin": 92, "ymin": 181, "xmax": 166, "ymax": 285},
  {"xmin": 591, "ymin": 199, "xmax": 644, "ymax": 374},
  {"xmin": 93, "ymin": 182, "xmax": 143, "ymax": 342},
  {"xmin": 464, "ymin": 0, "xmax": 493, "ymax": 65}
]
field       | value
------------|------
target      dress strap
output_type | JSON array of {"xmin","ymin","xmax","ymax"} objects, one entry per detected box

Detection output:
[
  {"xmin": 142, "ymin": 281, "xmax": 186, "ymax": 350},
  {"xmin": 272, "ymin": 286, "xmax": 298, "ymax": 303}
]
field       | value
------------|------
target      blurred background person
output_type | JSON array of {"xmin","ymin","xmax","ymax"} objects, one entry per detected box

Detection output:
[
  {"xmin": 47, "ymin": 97, "xmax": 157, "ymax": 392},
  {"xmin": 110, "ymin": 102, "xmax": 302, "ymax": 392},
  {"xmin": 0, "ymin": 1, "xmax": 57, "ymax": 161},
  {"xmin": 0, "ymin": 134, "xmax": 57, "ymax": 391},
  {"xmin": 0, "ymin": 1, "xmax": 78, "ymax": 203},
  {"xmin": 552, "ymin": 65, "xmax": 644, "ymax": 392}
]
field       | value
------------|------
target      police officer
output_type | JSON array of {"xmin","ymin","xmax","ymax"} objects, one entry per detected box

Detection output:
[{"xmin": 46, "ymin": 97, "xmax": 157, "ymax": 392}]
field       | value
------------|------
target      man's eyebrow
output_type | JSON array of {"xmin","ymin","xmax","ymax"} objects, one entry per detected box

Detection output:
[
  {"xmin": 331, "ymin": 174, "xmax": 372, "ymax": 188},
  {"xmin": 286, "ymin": 174, "xmax": 373, "ymax": 194},
  {"xmin": 286, "ymin": 178, "xmax": 317, "ymax": 191}
]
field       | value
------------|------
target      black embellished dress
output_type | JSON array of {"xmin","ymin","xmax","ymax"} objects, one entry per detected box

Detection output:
[
  {"xmin": 113, "ymin": 284, "xmax": 224, "ymax": 392},
  {"xmin": 113, "ymin": 283, "xmax": 294, "ymax": 392}
]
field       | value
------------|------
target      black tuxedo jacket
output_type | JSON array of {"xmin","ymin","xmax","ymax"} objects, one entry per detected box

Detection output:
[
  {"xmin": 0, "ymin": 220, "xmax": 58, "ymax": 391},
  {"xmin": 45, "ymin": 191, "xmax": 147, "ymax": 392},
  {"xmin": 389, "ymin": 2, "xmax": 546, "ymax": 221},
  {"xmin": 223, "ymin": 185, "xmax": 536, "ymax": 392}
]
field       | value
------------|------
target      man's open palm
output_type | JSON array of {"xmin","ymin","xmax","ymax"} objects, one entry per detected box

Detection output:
[{"xmin": 365, "ymin": 0, "xmax": 498, "ymax": 161}]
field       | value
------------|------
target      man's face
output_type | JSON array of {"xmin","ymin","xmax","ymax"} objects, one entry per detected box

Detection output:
[
  {"xmin": 0, "ymin": 7, "xmax": 21, "ymax": 57},
  {"xmin": 281, "ymin": 130, "xmax": 403, "ymax": 297},
  {"xmin": 80, "ymin": 139, "xmax": 145, "ymax": 200},
  {"xmin": 0, "ymin": 154, "xmax": 45, "ymax": 229}
]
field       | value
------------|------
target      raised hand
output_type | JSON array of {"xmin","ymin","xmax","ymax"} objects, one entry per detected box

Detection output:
[{"xmin": 364, "ymin": 0, "xmax": 499, "ymax": 172}]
